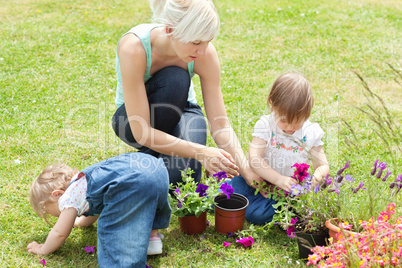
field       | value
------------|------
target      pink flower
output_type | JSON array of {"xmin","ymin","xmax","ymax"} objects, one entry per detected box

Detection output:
[
  {"xmin": 387, "ymin": 203, "xmax": 396, "ymax": 215},
  {"xmin": 378, "ymin": 211, "xmax": 390, "ymax": 222},
  {"xmin": 338, "ymin": 221, "xmax": 352, "ymax": 230},
  {"xmin": 236, "ymin": 236, "xmax": 254, "ymax": 247},
  {"xmin": 306, "ymin": 253, "xmax": 320, "ymax": 265},
  {"xmin": 84, "ymin": 246, "xmax": 96, "ymax": 253},
  {"xmin": 223, "ymin": 241, "xmax": 233, "ymax": 247},
  {"xmin": 291, "ymin": 163, "xmax": 310, "ymax": 183},
  {"xmin": 286, "ymin": 225, "xmax": 296, "ymax": 238},
  {"xmin": 40, "ymin": 258, "xmax": 46, "ymax": 265}
]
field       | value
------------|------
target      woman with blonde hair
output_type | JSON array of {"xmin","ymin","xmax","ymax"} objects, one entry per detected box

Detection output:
[{"xmin": 112, "ymin": 0, "xmax": 260, "ymax": 186}]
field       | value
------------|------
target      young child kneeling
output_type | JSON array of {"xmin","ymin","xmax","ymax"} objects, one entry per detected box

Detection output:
[
  {"xmin": 27, "ymin": 152, "xmax": 171, "ymax": 268},
  {"xmin": 229, "ymin": 72, "xmax": 329, "ymax": 225}
]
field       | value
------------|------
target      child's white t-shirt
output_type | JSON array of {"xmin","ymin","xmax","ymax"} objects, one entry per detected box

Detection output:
[
  {"xmin": 58, "ymin": 173, "xmax": 89, "ymax": 216},
  {"xmin": 252, "ymin": 113, "xmax": 324, "ymax": 177}
]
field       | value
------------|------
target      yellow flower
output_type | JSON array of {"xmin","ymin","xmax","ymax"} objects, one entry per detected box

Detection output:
[{"xmin": 37, "ymin": 9, "xmax": 41, "ymax": 12}]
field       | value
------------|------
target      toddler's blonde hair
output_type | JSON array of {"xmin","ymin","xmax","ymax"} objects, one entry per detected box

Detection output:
[
  {"xmin": 268, "ymin": 72, "xmax": 313, "ymax": 123},
  {"xmin": 149, "ymin": 0, "xmax": 220, "ymax": 43},
  {"xmin": 29, "ymin": 163, "xmax": 78, "ymax": 221}
]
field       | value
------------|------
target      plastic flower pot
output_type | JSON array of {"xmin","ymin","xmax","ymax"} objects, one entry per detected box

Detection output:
[
  {"xmin": 178, "ymin": 211, "xmax": 207, "ymax": 235},
  {"xmin": 325, "ymin": 218, "xmax": 358, "ymax": 244},
  {"xmin": 296, "ymin": 231, "xmax": 329, "ymax": 259},
  {"xmin": 214, "ymin": 193, "xmax": 249, "ymax": 234}
]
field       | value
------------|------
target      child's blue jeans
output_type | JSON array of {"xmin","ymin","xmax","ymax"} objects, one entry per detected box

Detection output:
[
  {"xmin": 82, "ymin": 153, "xmax": 171, "ymax": 268},
  {"xmin": 112, "ymin": 66, "xmax": 207, "ymax": 185},
  {"xmin": 227, "ymin": 175, "xmax": 277, "ymax": 225}
]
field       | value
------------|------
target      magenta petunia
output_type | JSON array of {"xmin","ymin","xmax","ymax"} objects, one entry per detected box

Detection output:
[
  {"xmin": 40, "ymin": 258, "xmax": 46, "ymax": 265},
  {"xmin": 84, "ymin": 246, "xmax": 96, "ymax": 253},
  {"xmin": 291, "ymin": 163, "xmax": 310, "ymax": 183},
  {"xmin": 223, "ymin": 241, "xmax": 233, "ymax": 247},
  {"xmin": 236, "ymin": 236, "xmax": 254, "ymax": 247},
  {"xmin": 286, "ymin": 226, "xmax": 296, "ymax": 238}
]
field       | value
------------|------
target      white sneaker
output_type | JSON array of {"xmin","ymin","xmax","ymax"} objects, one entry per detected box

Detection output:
[{"xmin": 147, "ymin": 238, "xmax": 162, "ymax": 255}]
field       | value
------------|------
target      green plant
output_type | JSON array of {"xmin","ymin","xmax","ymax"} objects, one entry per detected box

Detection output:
[
  {"xmin": 168, "ymin": 169, "xmax": 234, "ymax": 217},
  {"xmin": 258, "ymin": 160, "xmax": 402, "ymax": 237}
]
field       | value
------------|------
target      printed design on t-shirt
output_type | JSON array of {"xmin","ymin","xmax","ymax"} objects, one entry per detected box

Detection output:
[{"xmin": 270, "ymin": 132, "xmax": 306, "ymax": 153}]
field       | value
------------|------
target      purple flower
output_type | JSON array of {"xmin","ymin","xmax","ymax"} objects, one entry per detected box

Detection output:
[
  {"xmin": 40, "ymin": 258, "xmax": 46, "ymax": 266},
  {"xmin": 328, "ymin": 188, "xmax": 340, "ymax": 195},
  {"xmin": 290, "ymin": 184, "xmax": 304, "ymax": 197},
  {"xmin": 177, "ymin": 199, "xmax": 183, "ymax": 208},
  {"xmin": 227, "ymin": 232, "xmax": 235, "ymax": 238},
  {"xmin": 353, "ymin": 181, "xmax": 367, "ymax": 193},
  {"xmin": 223, "ymin": 241, "xmax": 233, "ymax": 247},
  {"xmin": 175, "ymin": 188, "xmax": 181, "ymax": 195},
  {"xmin": 395, "ymin": 173, "xmax": 402, "ymax": 183},
  {"xmin": 370, "ymin": 159, "xmax": 379, "ymax": 176},
  {"xmin": 336, "ymin": 175, "xmax": 344, "ymax": 183},
  {"xmin": 396, "ymin": 184, "xmax": 402, "ymax": 195},
  {"xmin": 314, "ymin": 184, "xmax": 320, "ymax": 193},
  {"xmin": 195, "ymin": 183, "xmax": 209, "ymax": 197},
  {"xmin": 382, "ymin": 170, "xmax": 392, "ymax": 182},
  {"xmin": 236, "ymin": 236, "xmax": 254, "ymax": 247},
  {"xmin": 84, "ymin": 246, "xmax": 96, "ymax": 253},
  {"xmin": 220, "ymin": 182, "xmax": 235, "ymax": 199},
  {"xmin": 337, "ymin": 160, "xmax": 350, "ymax": 175},
  {"xmin": 344, "ymin": 174, "xmax": 355, "ymax": 182},
  {"xmin": 213, "ymin": 171, "xmax": 228, "ymax": 182},
  {"xmin": 376, "ymin": 162, "xmax": 387, "ymax": 179},
  {"xmin": 324, "ymin": 175, "xmax": 332, "ymax": 186},
  {"xmin": 146, "ymin": 264, "xmax": 152, "ymax": 268}
]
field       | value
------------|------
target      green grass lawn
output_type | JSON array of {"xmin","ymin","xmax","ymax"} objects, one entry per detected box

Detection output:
[{"xmin": 1, "ymin": 0, "xmax": 401, "ymax": 267}]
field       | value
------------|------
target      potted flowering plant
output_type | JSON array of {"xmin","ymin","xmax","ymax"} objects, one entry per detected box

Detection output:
[
  {"xmin": 169, "ymin": 168, "xmax": 235, "ymax": 234},
  {"xmin": 307, "ymin": 203, "xmax": 402, "ymax": 267}
]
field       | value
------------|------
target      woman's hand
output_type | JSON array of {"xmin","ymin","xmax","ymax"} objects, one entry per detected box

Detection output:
[
  {"xmin": 27, "ymin": 241, "xmax": 44, "ymax": 255},
  {"xmin": 196, "ymin": 147, "xmax": 239, "ymax": 177}
]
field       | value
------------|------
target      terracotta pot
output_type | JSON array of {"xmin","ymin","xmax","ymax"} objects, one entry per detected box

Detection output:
[
  {"xmin": 325, "ymin": 218, "xmax": 358, "ymax": 243},
  {"xmin": 214, "ymin": 193, "xmax": 249, "ymax": 234},
  {"xmin": 178, "ymin": 211, "xmax": 207, "ymax": 235},
  {"xmin": 296, "ymin": 231, "xmax": 329, "ymax": 259}
]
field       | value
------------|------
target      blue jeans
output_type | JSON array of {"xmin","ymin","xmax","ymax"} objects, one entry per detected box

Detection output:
[
  {"xmin": 112, "ymin": 66, "xmax": 207, "ymax": 184},
  {"xmin": 82, "ymin": 153, "xmax": 171, "ymax": 268},
  {"xmin": 227, "ymin": 176, "xmax": 276, "ymax": 225}
]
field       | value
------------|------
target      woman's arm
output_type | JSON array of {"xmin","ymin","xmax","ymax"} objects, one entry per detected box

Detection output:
[
  {"xmin": 27, "ymin": 208, "xmax": 77, "ymax": 255},
  {"xmin": 195, "ymin": 43, "xmax": 261, "ymax": 183},
  {"xmin": 310, "ymin": 145, "xmax": 329, "ymax": 184},
  {"xmin": 118, "ymin": 35, "xmax": 239, "ymax": 176},
  {"xmin": 248, "ymin": 136, "xmax": 297, "ymax": 192}
]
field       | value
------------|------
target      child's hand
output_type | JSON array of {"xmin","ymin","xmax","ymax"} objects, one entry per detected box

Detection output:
[
  {"xmin": 27, "ymin": 241, "xmax": 43, "ymax": 255},
  {"xmin": 277, "ymin": 176, "xmax": 298, "ymax": 192}
]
